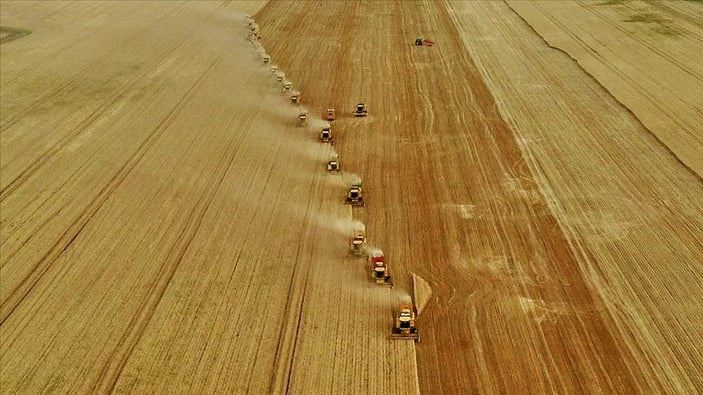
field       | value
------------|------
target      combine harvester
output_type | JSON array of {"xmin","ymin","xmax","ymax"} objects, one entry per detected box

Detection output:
[
  {"xmin": 248, "ymin": 18, "xmax": 261, "ymax": 40},
  {"xmin": 391, "ymin": 305, "xmax": 419, "ymax": 341},
  {"xmin": 414, "ymin": 36, "xmax": 435, "ymax": 46},
  {"xmin": 391, "ymin": 274, "xmax": 432, "ymax": 342},
  {"xmin": 353, "ymin": 102, "xmax": 368, "ymax": 117},
  {"xmin": 327, "ymin": 155, "xmax": 340, "ymax": 172},
  {"xmin": 297, "ymin": 110, "xmax": 307, "ymax": 127},
  {"xmin": 320, "ymin": 125, "xmax": 333, "ymax": 143},
  {"xmin": 290, "ymin": 91, "xmax": 300, "ymax": 104},
  {"xmin": 344, "ymin": 182, "xmax": 364, "ymax": 206},
  {"xmin": 350, "ymin": 226, "xmax": 367, "ymax": 256},
  {"xmin": 369, "ymin": 250, "xmax": 392, "ymax": 287}
]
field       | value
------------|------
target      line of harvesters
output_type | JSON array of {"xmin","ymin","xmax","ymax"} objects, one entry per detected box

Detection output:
[{"xmin": 246, "ymin": 16, "xmax": 418, "ymax": 342}]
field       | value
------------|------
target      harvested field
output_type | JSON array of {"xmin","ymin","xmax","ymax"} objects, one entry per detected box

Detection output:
[
  {"xmin": 1, "ymin": 0, "xmax": 701, "ymax": 393},
  {"xmin": 0, "ymin": 2, "xmax": 415, "ymax": 393}
]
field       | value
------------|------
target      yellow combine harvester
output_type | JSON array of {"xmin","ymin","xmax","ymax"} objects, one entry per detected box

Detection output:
[{"xmin": 391, "ymin": 304, "xmax": 419, "ymax": 341}]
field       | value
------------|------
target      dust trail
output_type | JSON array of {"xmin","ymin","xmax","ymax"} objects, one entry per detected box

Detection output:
[
  {"xmin": 341, "ymin": 172, "xmax": 362, "ymax": 187},
  {"xmin": 245, "ymin": 18, "xmax": 412, "ymax": 334},
  {"xmin": 244, "ymin": 19, "xmax": 398, "ymax": 304},
  {"xmin": 308, "ymin": 214, "xmax": 364, "ymax": 238},
  {"xmin": 243, "ymin": 18, "xmax": 360, "ymax": 239},
  {"xmin": 244, "ymin": 18, "xmax": 385, "ymax": 262},
  {"xmin": 308, "ymin": 118, "xmax": 330, "ymax": 130}
]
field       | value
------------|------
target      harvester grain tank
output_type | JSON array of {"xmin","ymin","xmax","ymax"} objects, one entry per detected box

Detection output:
[
  {"xmin": 327, "ymin": 155, "xmax": 340, "ymax": 171},
  {"xmin": 391, "ymin": 305, "xmax": 419, "ymax": 341},
  {"xmin": 369, "ymin": 251, "xmax": 392, "ymax": 286},
  {"xmin": 350, "ymin": 228, "xmax": 367, "ymax": 256},
  {"xmin": 353, "ymin": 102, "xmax": 368, "ymax": 117},
  {"xmin": 320, "ymin": 126, "xmax": 332, "ymax": 143},
  {"xmin": 345, "ymin": 183, "xmax": 364, "ymax": 206},
  {"xmin": 290, "ymin": 91, "xmax": 300, "ymax": 104}
]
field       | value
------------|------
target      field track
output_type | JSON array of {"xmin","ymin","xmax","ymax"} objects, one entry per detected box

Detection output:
[
  {"xmin": 1, "ymin": 0, "xmax": 702, "ymax": 393},
  {"xmin": 257, "ymin": 0, "xmax": 702, "ymax": 392}
]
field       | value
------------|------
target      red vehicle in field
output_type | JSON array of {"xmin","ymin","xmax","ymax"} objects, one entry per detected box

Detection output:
[{"xmin": 369, "ymin": 250, "xmax": 392, "ymax": 286}]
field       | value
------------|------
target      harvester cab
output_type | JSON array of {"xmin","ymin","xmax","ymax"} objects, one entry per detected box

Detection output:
[
  {"xmin": 345, "ymin": 183, "xmax": 364, "ymax": 206},
  {"xmin": 369, "ymin": 251, "xmax": 392, "ymax": 286},
  {"xmin": 350, "ymin": 229, "xmax": 367, "ymax": 256},
  {"xmin": 298, "ymin": 110, "xmax": 308, "ymax": 127},
  {"xmin": 391, "ymin": 305, "xmax": 419, "ymax": 341},
  {"xmin": 415, "ymin": 36, "xmax": 423, "ymax": 46},
  {"xmin": 327, "ymin": 156, "xmax": 340, "ymax": 172},
  {"xmin": 320, "ymin": 127, "xmax": 332, "ymax": 143},
  {"xmin": 353, "ymin": 102, "xmax": 368, "ymax": 117},
  {"xmin": 326, "ymin": 108, "xmax": 336, "ymax": 121},
  {"xmin": 290, "ymin": 91, "xmax": 300, "ymax": 104}
]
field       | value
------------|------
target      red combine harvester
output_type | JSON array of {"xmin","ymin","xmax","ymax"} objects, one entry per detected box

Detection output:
[{"xmin": 369, "ymin": 250, "xmax": 392, "ymax": 286}]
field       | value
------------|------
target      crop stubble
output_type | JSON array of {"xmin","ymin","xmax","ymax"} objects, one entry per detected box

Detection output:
[
  {"xmin": 258, "ymin": 0, "xmax": 702, "ymax": 393},
  {"xmin": 1, "ymin": 0, "xmax": 701, "ymax": 393},
  {"xmin": 1, "ymin": 1, "xmax": 417, "ymax": 393}
]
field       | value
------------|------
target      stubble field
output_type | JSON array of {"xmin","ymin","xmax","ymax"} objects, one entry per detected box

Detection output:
[{"xmin": 1, "ymin": 1, "xmax": 701, "ymax": 393}]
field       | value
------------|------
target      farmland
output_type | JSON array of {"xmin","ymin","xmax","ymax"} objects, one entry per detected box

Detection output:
[{"xmin": 1, "ymin": 1, "xmax": 701, "ymax": 393}]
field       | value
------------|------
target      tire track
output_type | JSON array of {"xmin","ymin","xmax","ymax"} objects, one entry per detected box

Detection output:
[
  {"xmin": 0, "ymin": 59, "xmax": 217, "ymax": 324},
  {"xmin": 0, "ymin": 37, "xmax": 187, "ymax": 201},
  {"xmin": 508, "ymin": 0, "xmax": 702, "ymax": 177},
  {"xmin": 259, "ymin": 0, "xmax": 649, "ymax": 392},
  {"xmin": 585, "ymin": 2, "xmax": 703, "ymax": 80},
  {"xmin": 95, "ymin": 95, "xmax": 256, "ymax": 392},
  {"xmin": 1, "ymin": 2, "xmax": 179, "ymax": 85},
  {"xmin": 535, "ymin": 2, "xmax": 699, "ymax": 120},
  {"xmin": 650, "ymin": 0, "xmax": 703, "ymax": 31},
  {"xmin": 450, "ymin": 1, "xmax": 703, "ymax": 390},
  {"xmin": 0, "ymin": 2, "xmax": 184, "ymax": 132},
  {"xmin": 268, "ymin": 167, "xmax": 325, "ymax": 394},
  {"xmin": 1, "ymin": 1, "xmax": 107, "ymax": 74}
]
